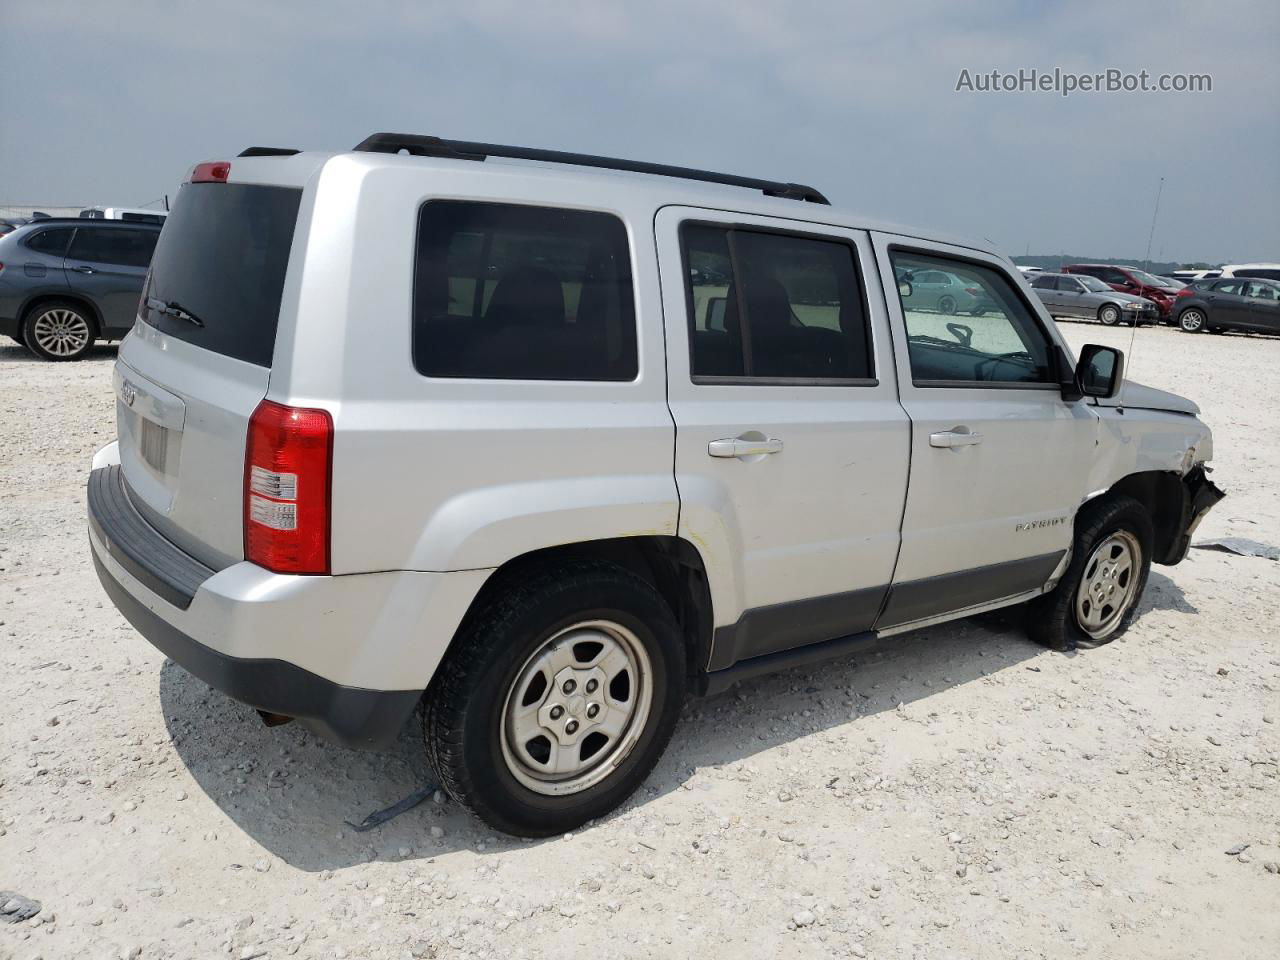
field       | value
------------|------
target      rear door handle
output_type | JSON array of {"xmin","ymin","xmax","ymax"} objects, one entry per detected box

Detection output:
[
  {"xmin": 708, "ymin": 437, "xmax": 784, "ymax": 458},
  {"xmin": 930, "ymin": 430, "xmax": 982, "ymax": 448}
]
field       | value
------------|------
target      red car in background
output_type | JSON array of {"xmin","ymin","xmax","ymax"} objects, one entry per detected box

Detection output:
[{"xmin": 1061, "ymin": 264, "xmax": 1179, "ymax": 321}]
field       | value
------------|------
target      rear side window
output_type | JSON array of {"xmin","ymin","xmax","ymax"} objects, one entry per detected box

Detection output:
[
  {"xmin": 681, "ymin": 223, "xmax": 873, "ymax": 382},
  {"xmin": 1030, "ymin": 275, "xmax": 1056, "ymax": 289},
  {"xmin": 413, "ymin": 201, "xmax": 637, "ymax": 381},
  {"xmin": 1235, "ymin": 268, "xmax": 1280, "ymax": 280},
  {"xmin": 142, "ymin": 183, "xmax": 302, "ymax": 367},
  {"xmin": 68, "ymin": 227, "xmax": 158, "ymax": 268},
  {"xmin": 25, "ymin": 227, "xmax": 75, "ymax": 257}
]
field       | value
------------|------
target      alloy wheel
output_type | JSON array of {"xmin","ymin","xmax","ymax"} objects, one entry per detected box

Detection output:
[
  {"xmin": 1180, "ymin": 309, "xmax": 1205, "ymax": 332},
  {"xmin": 31, "ymin": 308, "xmax": 91, "ymax": 357}
]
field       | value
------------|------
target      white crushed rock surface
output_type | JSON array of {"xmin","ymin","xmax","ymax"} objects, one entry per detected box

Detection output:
[{"xmin": 2, "ymin": 326, "xmax": 1278, "ymax": 960}]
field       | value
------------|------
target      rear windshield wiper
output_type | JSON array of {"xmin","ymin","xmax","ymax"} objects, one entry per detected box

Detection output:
[{"xmin": 146, "ymin": 297, "xmax": 205, "ymax": 328}]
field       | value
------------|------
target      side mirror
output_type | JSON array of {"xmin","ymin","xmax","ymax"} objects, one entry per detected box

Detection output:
[
  {"xmin": 898, "ymin": 280, "xmax": 913, "ymax": 298},
  {"xmin": 1076, "ymin": 344, "xmax": 1125, "ymax": 399}
]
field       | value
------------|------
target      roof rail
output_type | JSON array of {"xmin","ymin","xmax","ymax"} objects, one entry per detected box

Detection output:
[
  {"xmin": 350, "ymin": 133, "xmax": 830, "ymax": 205},
  {"xmin": 238, "ymin": 146, "xmax": 301, "ymax": 157}
]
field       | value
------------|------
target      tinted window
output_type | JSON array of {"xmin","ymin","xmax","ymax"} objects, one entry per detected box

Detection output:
[
  {"xmin": 1030, "ymin": 275, "xmax": 1056, "ymax": 289},
  {"xmin": 119, "ymin": 212, "xmax": 166, "ymax": 225},
  {"xmin": 1234, "ymin": 268, "xmax": 1280, "ymax": 280},
  {"xmin": 414, "ymin": 201, "xmax": 637, "ymax": 381},
  {"xmin": 1214, "ymin": 280, "xmax": 1245, "ymax": 295},
  {"xmin": 682, "ymin": 224, "xmax": 872, "ymax": 381},
  {"xmin": 142, "ymin": 183, "xmax": 301, "ymax": 367},
  {"xmin": 25, "ymin": 227, "xmax": 75, "ymax": 257},
  {"xmin": 1245, "ymin": 281, "xmax": 1278, "ymax": 300},
  {"xmin": 69, "ymin": 227, "xmax": 158, "ymax": 268},
  {"xmin": 893, "ymin": 251, "xmax": 1053, "ymax": 385}
]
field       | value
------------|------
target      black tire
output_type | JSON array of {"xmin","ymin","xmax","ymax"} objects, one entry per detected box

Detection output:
[
  {"xmin": 21, "ymin": 299, "xmax": 97, "ymax": 361},
  {"xmin": 1098, "ymin": 303, "xmax": 1122, "ymax": 326},
  {"xmin": 1178, "ymin": 308, "xmax": 1207, "ymax": 333},
  {"xmin": 1026, "ymin": 495, "xmax": 1153, "ymax": 652},
  {"xmin": 938, "ymin": 295, "xmax": 957, "ymax": 315},
  {"xmin": 425, "ymin": 560, "xmax": 686, "ymax": 837}
]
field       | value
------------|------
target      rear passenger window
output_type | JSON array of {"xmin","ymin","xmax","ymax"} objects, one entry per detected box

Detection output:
[
  {"xmin": 68, "ymin": 227, "xmax": 158, "ymax": 268},
  {"xmin": 681, "ymin": 224, "xmax": 873, "ymax": 382},
  {"xmin": 25, "ymin": 227, "xmax": 75, "ymax": 257},
  {"xmin": 892, "ymin": 251, "xmax": 1054, "ymax": 386},
  {"xmin": 413, "ymin": 201, "xmax": 637, "ymax": 381}
]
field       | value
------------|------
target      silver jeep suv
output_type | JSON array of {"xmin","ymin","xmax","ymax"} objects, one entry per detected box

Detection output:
[{"xmin": 87, "ymin": 135, "xmax": 1224, "ymax": 836}]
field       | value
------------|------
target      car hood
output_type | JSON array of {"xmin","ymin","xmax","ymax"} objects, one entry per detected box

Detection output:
[
  {"xmin": 1111, "ymin": 291, "xmax": 1154, "ymax": 305},
  {"xmin": 1098, "ymin": 380, "xmax": 1200, "ymax": 415}
]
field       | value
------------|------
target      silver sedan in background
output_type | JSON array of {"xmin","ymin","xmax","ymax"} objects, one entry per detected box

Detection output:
[{"xmin": 1030, "ymin": 272, "xmax": 1159, "ymax": 326}]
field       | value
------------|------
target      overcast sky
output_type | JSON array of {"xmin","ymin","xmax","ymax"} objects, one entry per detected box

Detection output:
[{"xmin": 2, "ymin": 0, "xmax": 1276, "ymax": 263}]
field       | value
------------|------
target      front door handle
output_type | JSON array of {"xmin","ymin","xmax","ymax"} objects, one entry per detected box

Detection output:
[
  {"xmin": 930, "ymin": 430, "xmax": 982, "ymax": 448},
  {"xmin": 70, "ymin": 265, "xmax": 96, "ymax": 274},
  {"xmin": 708, "ymin": 437, "xmax": 784, "ymax": 458}
]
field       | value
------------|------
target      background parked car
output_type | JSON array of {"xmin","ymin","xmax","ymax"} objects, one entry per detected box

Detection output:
[
  {"xmin": 1217, "ymin": 262, "xmax": 1280, "ymax": 281},
  {"xmin": 898, "ymin": 268, "xmax": 995, "ymax": 314},
  {"xmin": 0, "ymin": 218, "xmax": 161, "ymax": 359},
  {"xmin": 1030, "ymin": 272, "xmax": 1159, "ymax": 325},
  {"xmin": 78, "ymin": 206, "xmax": 169, "ymax": 225},
  {"xmin": 1061, "ymin": 263, "xmax": 1178, "ymax": 321},
  {"xmin": 1171, "ymin": 269, "xmax": 1222, "ymax": 282},
  {"xmin": 1173, "ymin": 277, "xmax": 1280, "ymax": 334}
]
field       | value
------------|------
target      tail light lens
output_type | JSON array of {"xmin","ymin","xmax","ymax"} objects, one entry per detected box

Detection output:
[
  {"xmin": 244, "ymin": 400, "xmax": 333, "ymax": 574},
  {"xmin": 964, "ymin": 287, "xmax": 983, "ymax": 297},
  {"xmin": 1176, "ymin": 287, "xmax": 1195, "ymax": 298}
]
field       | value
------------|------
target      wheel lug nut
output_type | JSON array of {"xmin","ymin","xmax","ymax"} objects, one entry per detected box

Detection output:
[
  {"xmin": 549, "ymin": 705, "xmax": 564, "ymax": 720},
  {"xmin": 562, "ymin": 679, "xmax": 577, "ymax": 694},
  {"xmin": 585, "ymin": 679, "xmax": 598, "ymax": 693},
  {"xmin": 587, "ymin": 703, "xmax": 601, "ymax": 719},
  {"xmin": 565, "ymin": 720, "xmax": 579, "ymax": 734}
]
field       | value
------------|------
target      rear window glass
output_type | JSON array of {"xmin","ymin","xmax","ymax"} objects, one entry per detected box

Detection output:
[
  {"xmin": 413, "ymin": 201, "xmax": 637, "ymax": 381},
  {"xmin": 142, "ymin": 183, "xmax": 301, "ymax": 367}
]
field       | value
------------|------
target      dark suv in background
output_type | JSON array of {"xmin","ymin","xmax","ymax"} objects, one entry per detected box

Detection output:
[
  {"xmin": 1061, "ymin": 263, "xmax": 1179, "ymax": 322},
  {"xmin": 0, "ymin": 219, "xmax": 161, "ymax": 360}
]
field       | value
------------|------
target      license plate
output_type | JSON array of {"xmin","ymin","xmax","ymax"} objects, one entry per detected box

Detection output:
[{"xmin": 139, "ymin": 418, "xmax": 168, "ymax": 473}]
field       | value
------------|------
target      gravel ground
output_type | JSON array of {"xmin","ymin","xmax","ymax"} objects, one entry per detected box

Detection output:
[{"xmin": 2, "ymin": 324, "xmax": 1278, "ymax": 960}]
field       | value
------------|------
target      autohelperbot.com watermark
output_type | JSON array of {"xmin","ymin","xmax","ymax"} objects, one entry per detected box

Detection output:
[{"xmin": 955, "ymin": 67, "xmax": 1212, "ymax": 97}]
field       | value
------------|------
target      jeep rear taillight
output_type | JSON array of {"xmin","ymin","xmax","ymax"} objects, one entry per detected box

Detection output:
[{"xmin": 244, "ymin": 400, "xmax": 332, "ymax": 574}]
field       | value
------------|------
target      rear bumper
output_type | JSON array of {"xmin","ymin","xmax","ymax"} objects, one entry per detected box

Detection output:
[
  {"xmin": 87, "ymin": 462, "xmax": 489, "ymax": 749},
  {"xmin": 92, "ymin": 552, "xmax": 420, "ymax": 748}
]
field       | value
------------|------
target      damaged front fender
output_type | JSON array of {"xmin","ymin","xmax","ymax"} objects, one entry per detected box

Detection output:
[{"xmin": 1158, "ymin": 466, "xmax": 1226, "ymax": 565}]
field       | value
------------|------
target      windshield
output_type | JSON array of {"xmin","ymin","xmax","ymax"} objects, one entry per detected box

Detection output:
[
  {"xmin": 1079, "ymin": 276, "xmax": 1110, "ymax": 292},
  {"xmin": 1131, "ymin": 270, "xmax": 1164, "ymax": 286}
]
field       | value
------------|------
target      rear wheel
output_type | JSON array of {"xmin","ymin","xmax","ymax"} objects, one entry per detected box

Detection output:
[
  {"xmin": 938, "ymin": 295, "xmax": 957, "ymax": 315},
  {"xmin": 1179, "ymin": 308, "xmax": 1206, "ymax": 333},
  {"xmin": 22, "ymin": 300, "xmax": 97, "ymax": 360},
  {"xmin": 1098, "ymin": 303, "xmax": 1122, "ymax": 326},
  {"xmin": 425, "ymin": 560, "xmax": 685, "ymax": 837},
  {"xmin": 1026, "ymin": 495, "xmax": 1153, "ymax": 651}
]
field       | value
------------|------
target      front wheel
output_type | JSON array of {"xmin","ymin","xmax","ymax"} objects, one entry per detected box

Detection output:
[
  {"xmin": 1026, "ymin": 495, "xmax": 1153, "ymax": 651},
  {"xmin": 1098, "ymin": 304, "xmax": 1122, "ymax": 326},
  {"xmin": 425, "ymin": 560, "xmax": 685, "ymax": 837},
  {"xmin": 1179, "ymin": 308, "xmax": 1206, "ymax": 333}
]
